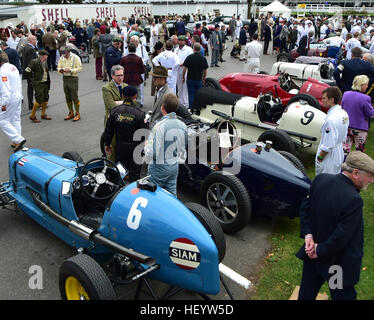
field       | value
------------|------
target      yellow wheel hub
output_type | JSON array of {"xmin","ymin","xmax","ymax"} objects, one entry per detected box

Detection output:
[{"xmin": 65, "ymin": 276, "xmax": 90, "ymax": 300}]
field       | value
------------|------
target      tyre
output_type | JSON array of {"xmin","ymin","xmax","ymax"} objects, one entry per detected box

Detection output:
[
  {"xmin": 185, "ymin": 202, "xmax": 226, "ymax": 263},
  {"xmin": 176, "ymin": 103, "xmax": 193, "ymax": 120},
  {"xmin": 204, "ymin": 78, "xmax": 222, "ymax": 90},
  {"xmin": 62, "ymin": 151, "xmax": 83, "ymax": 163},
  {"xmin": 59, "ymin": 254, "xmax": 117, "ymax": 300},
  {"xmin": 201, "ymin": 171, "xmax": 252, "ymax": 234},
  {"xmin": 278, "ymin": 150, "xmax": 308, "ymax": 176},
  {"xmin": 277, "ymin": 53, "xmax": 292, "ymax": 62},
  {"xmin": 287, "ymin": 93, "xmax": 321, "ymax": 110},
  {"xmin": 258, "ymin": 129, "xmax": 296, "ymax": 155}
]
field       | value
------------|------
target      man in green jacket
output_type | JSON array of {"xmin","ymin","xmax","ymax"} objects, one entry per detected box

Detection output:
[
  {"xmin": 102, "ymin": 64, "xmax": 127, "ymax": 161},
  {"xmin": 24, "ymin": 50, "xmax": 52, "ymax": 123}
]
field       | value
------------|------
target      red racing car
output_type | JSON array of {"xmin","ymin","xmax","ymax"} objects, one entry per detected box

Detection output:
[{"xmin": 205, "ymin": 72, "xmax": 330, "ymax": 113}]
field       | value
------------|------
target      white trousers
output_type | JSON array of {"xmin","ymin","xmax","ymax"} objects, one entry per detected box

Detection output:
[
  {"xmin": 167, "ymin": 73, "xmax": 177, "ymax": 94},
  {"xmin": 176, "ymin": 71, "xmax": 189, "ymax": 107},
  {"xmin": 136, "ymin": 74, "xmax": 145, "ymax": 105},
  {"xmin": 0, "ymin": 97, "xmax": 24, "ymax": 144},
  {"xmin": 243, "ymin": 58, "xmax": 260, "ymax": 73}
]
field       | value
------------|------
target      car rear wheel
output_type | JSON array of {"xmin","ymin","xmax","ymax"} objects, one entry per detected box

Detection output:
[
  {"xmin": 62, "ymin": 151, "xmax": 83, "ymax": 163},
  {"xmin": 287, "ymin": 93, "xmax": 321, "ymax": 110},
  {"xmin": 258, "ymin": 129, "xmax": 296, "ymax": 155},
  {"xmin": 201, "ymin": 171, "xmax": 252, "ymax": 234},
  {"xmin": 59, "ymin": 254, "xmax": 117, "ymax": 300},
  {"xmin": 278, "ymin": 151, "xmax": 308, "ymax": 176},
  {"xmin": 204, "ymin": 78, "xmax": 222, "ymax": 90},
  {"xmin": 185, "ymin": 202, "xmax": 226, "ymax": 263},
  {"xmin": 277, "ymin": 53, "xmax": 292, "ymax": 62}
]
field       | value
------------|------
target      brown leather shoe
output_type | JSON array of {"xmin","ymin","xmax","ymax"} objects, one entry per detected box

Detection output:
[
  {"xmin": 14, "ymin": 139, "xmax": 26, "ymax": 153},
  {"xmin": 64, "ymin": 112, "xmax": 74, "ymax": 120},
  {"xmin": 41, "ymin": 114, "xmax": 52, "ymax": 120},
  {"xmin": 72, "ymin": 113, "xmax": 80, "ymax": 121},
  {"xmin": 29, "ymin": 116, "xmax": 41, "ymax": 123}
]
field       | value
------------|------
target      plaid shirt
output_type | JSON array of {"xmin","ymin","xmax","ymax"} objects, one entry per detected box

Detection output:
[{"xmin": 120, "ymin": 53, "xmax": 145, "ymax": 86}]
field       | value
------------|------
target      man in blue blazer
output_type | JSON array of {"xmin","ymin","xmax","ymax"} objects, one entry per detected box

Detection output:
[
  {"xmin": 1, "ymin": 41, "xmax": 22, "ymax": 74},
  {"xmin": 296, "ymin": 151, "xmax": 374, "ymax": 300}
]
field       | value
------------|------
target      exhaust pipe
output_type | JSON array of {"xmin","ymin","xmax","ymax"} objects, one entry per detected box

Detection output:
[{"xmin": 29, "ymin": 189, "xmax": 156, "ymax": 266}]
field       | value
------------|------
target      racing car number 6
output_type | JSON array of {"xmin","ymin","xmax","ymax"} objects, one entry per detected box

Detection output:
[{"xmin": 127, "ymin": 197, "xmax": 148, "ymax": 230}]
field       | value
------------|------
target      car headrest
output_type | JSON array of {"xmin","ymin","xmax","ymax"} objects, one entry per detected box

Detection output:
[{"xmin": 193, "ymin": 87, "xmax": 246, "ymax": 111}]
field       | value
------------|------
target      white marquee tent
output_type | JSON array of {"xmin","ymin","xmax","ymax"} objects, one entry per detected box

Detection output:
[{"xmin": 259, "ymin": 1, "xmax": 291, "ymax": 19}]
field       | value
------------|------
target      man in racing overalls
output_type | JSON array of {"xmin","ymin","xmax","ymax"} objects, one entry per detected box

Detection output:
[
  {"xmin": 243, "ymin": 33, "xmax": 262, "ymax": 73},
  {"xmin": 175, "ymin": 35, "xmax": 193, "ymax": 108},
  {"xmin": 315, "ymin": 87, "xmax": 349, "ymax": 176},
  {"xmin": 152, "ymin": 40, "xmax": 180, "ymax": 94},
  {"xmin": 0, "ymin": 52, "xmax": 26, "ymax": 152}
]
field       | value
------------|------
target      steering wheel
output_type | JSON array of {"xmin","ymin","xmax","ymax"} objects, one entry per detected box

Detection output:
[
  {"xmin": 79, "ymin": 158, "xmax": 123, "ymax": 200},
  {"xmin": 279, "ymin": 73, "xmax": 292, "ymax": 92},
  {"xmin": 217, "ymin": 120, "xmax": 239, "ymax": 149}
]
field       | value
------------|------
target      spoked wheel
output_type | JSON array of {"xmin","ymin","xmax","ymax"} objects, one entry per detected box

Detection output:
[
  {"xmin": 59, "ymin": 254, "xmax": 117, "ymax": 300},
  {"xmin": 201, "ymin": 172, "xmax": 252, "ymax": 234}
]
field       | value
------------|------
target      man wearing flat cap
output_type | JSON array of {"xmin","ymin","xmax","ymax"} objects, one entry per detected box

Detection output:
[
  {"xmin": 103, "ymin": 85, "xmax": 146, "ymax": 181},
  {"xmin": 297, "ymin": 151, "xmax": 374, "ymax": 300},
  {"xmin": 25, "ymin": 50, "xmax": 52, "ymax": 122},
  {"xmin": 105, "ymin": 37, "xmax": 123, "ymax": 81}
]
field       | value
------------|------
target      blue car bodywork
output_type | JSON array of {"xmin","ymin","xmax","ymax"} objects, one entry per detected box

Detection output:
[
  {"xmin": 179, "ymin": 120, "xmax": 311, "ymax": 233},
  {"xmin": 1, "ymin": 148, "xmax": 223, "ymax": 297}
]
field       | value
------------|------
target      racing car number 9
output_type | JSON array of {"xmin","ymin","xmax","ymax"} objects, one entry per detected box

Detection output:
[{"xmin": 127, "ymin": 197, "xmax": 148, "ymax": 230}]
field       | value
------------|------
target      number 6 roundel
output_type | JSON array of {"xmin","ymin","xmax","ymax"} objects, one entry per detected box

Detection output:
[{"xmin": 127, "ymin": 197, "xmax": 148, "ymax": 230}]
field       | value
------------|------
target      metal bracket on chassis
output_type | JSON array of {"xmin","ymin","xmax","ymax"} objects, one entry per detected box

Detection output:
[
  {"xmin": 130, "ymin": 275, "xmax": 235, "ymax": 300},
  {"xmin": 109, "ymin": 254, "xmax": 235, "ymax": 300},
  {"xmin": 295, "ymin": 137, "xmax": 312, "ymax": 150}
]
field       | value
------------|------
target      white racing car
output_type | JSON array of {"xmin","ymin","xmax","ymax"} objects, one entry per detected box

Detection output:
[
  {"xmin": 192, "ymin": 88, "xmax": 326, "ymax": 156},
  {"xmin": 269, "ymin": 61, "xmax": 336, "ymax": 88}
]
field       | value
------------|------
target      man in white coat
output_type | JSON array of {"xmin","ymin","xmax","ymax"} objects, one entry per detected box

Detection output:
[
  {"xmin": 235, "ymin": 16, "xmax": 243, "ymax": 41},
  {"xmin": 315, "ymin": 87, "xmax": 349, "ymax": 176},
  {"xmin": 0, "ymin": 52, "xmax": 26, "ymax": 152},
  {"xmin": 175, "ymin": 35, "xmax": 193, "ymax": 107},
  {"xmin": 152, "ymin": 40, "xmax": 180, "ymax": 94},
  {"xmin": 150, "ymin": 20, "xmax": 159, "ymax": 52},
  {"xmin": 243, "ymin": 33, "xmax": 262, "ymax": 73}
]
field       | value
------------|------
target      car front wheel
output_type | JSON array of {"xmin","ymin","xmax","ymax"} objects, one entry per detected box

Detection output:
[
  {"xmin": 201, "ymin": 172, "xmax": 252, "ymax": 234},
  {"xmin": 59, "ymin": 254, "xmax": 117, "ymax": 300}
]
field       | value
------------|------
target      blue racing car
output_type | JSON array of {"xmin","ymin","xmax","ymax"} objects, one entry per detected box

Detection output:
[
  {"xmin": 0, "ymin": 148, "xmax": 228, "ymax": 300},
  {"xmin": 179, "ymin": 116, "xmax": 312, "ymax": 234}
]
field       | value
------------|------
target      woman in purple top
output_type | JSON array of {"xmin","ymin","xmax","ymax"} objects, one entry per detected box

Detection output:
[{"xmin": 341, "ymin": 75, "xmax": 374, "ymax": 153}]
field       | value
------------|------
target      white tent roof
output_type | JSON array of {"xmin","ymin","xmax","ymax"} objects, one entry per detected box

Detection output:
[{"xmin": 259, "ymin": 1, "xmax": 291, "ymax": 18}]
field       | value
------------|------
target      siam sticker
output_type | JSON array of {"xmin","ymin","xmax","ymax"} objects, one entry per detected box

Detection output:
[{"xmin": 169, "ymin": 238, "xmax": 201, "ymax": 270}]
